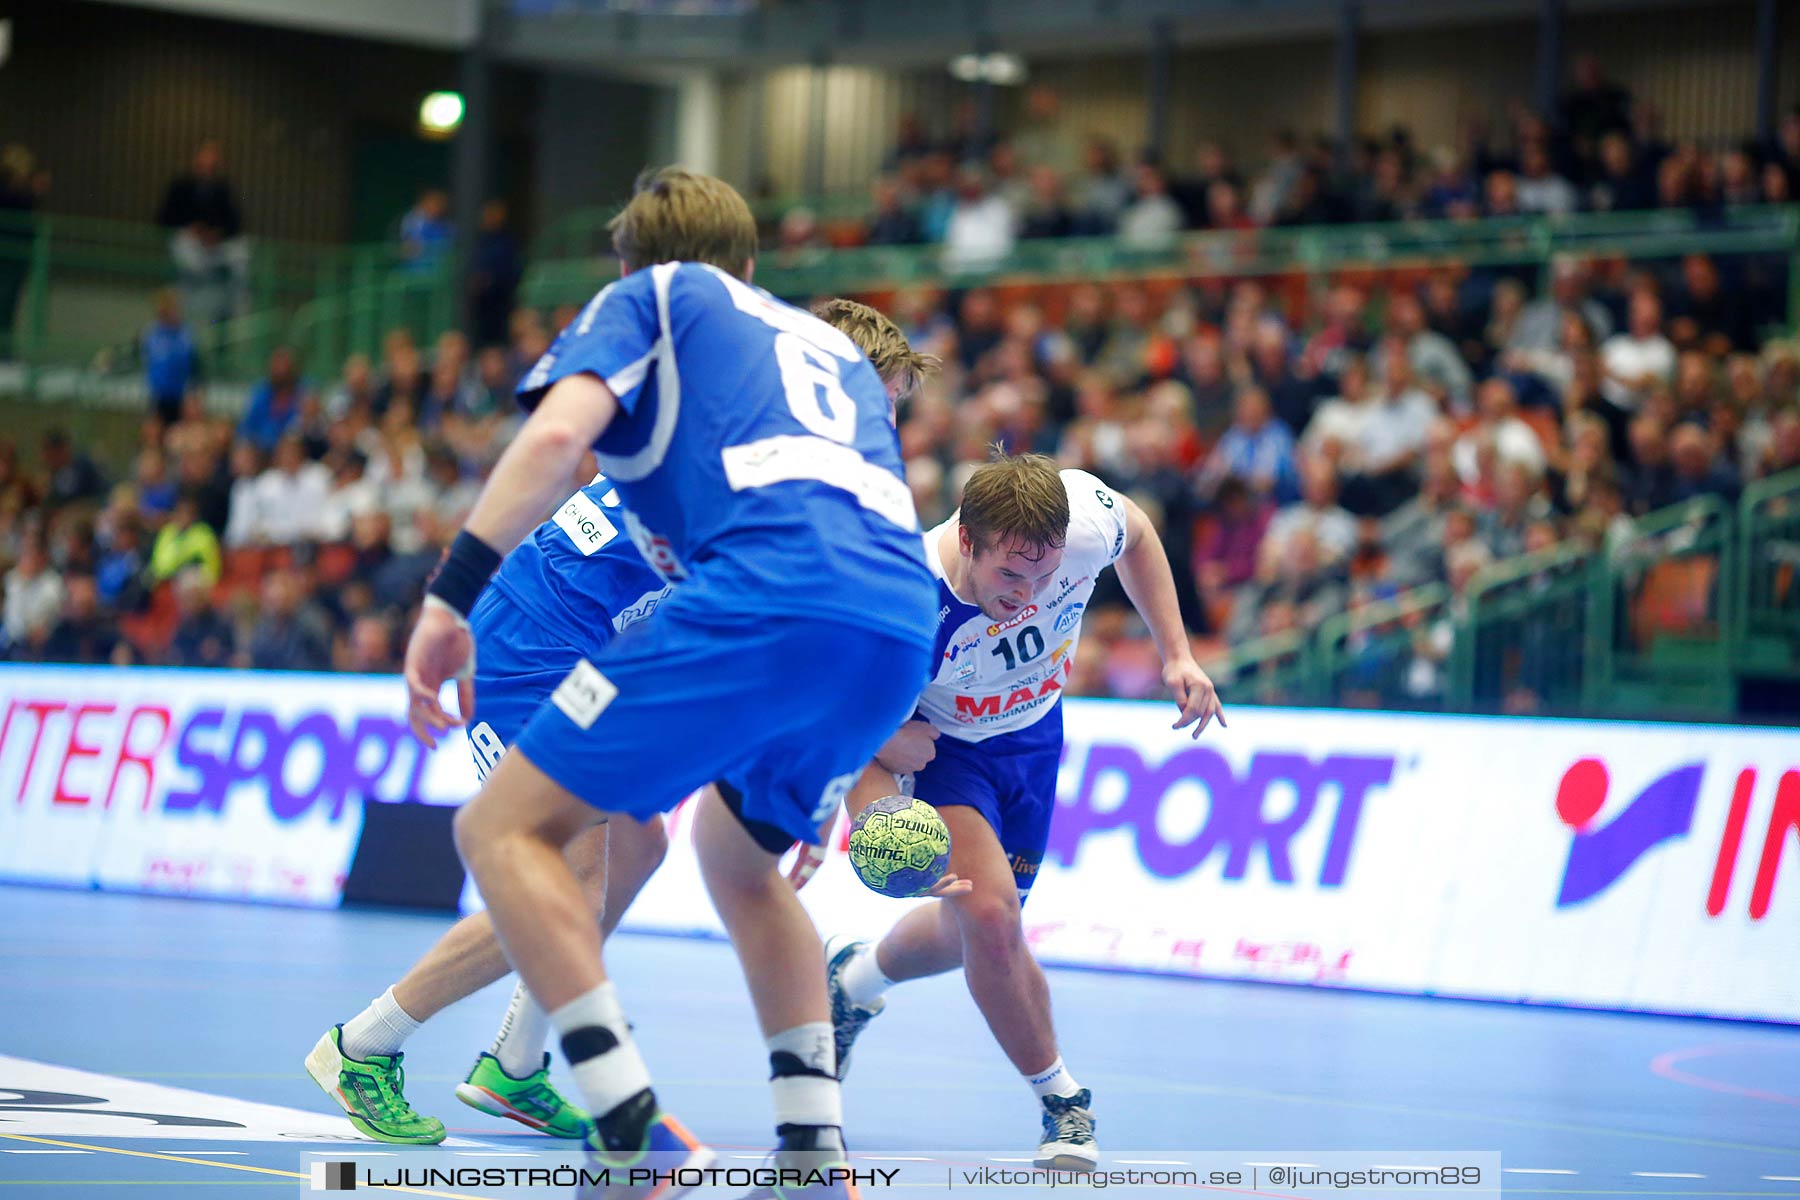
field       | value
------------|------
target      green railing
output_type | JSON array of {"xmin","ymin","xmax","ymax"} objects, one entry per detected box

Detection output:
[
  {"xmin": 1596, "ymin": 494, "xmax": 1737, "ymax": 714},
  {"xmin": 1450, "ymin": 543, "xmax": 1599, "ymax": 713},
  {"xmin": 1735, "ymin": 466, "xmax": 1800, "ymax": 678},
  {"xmin": 0, "ymin": 211, "xmax": 451, "ymax": 389},
  {"xmin": 1316, "ymin": 584, "xmax": 1450, "ymax": 710},
  {"xmin": 1201, "ymin": 629, "xmax": 1316, "ymax": 708},
  {"xmin": 519, "ymin": 203, "xmax": 1800, "ymax": 319}
]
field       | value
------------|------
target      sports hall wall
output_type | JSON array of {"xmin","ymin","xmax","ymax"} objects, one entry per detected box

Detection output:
[{"xmin": 2, "ymin": 664, "xmax": 1793, "ymax": 1025}]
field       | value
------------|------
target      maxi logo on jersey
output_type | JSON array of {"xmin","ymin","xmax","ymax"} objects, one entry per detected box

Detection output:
[
  {"xmin": 953, "ymin": 657, "xmax": 1073, "ymax": 724},
  {"xmin": 1554, "ymin": 756, "xmax": 1799, "ymax": 920}
]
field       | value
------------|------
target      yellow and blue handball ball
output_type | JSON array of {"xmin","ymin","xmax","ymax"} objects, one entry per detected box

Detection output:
[{"xmin": 846, "ymin": 795, "xmax": 952, "ymax": 898}]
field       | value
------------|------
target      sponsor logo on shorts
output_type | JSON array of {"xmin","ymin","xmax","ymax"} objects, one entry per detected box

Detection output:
[
  {"xmin": 550, "ymin": 659, "xmax": 617, "ymax": 730},
  {"xmin": 986, "ymin": 605, "xmax": 1038, "ymax": 637},
  {"xmin": 1054, "ymin": 603, "xmax": 1085, "ymax": 634},
  {"xmin": 1009, "ymin": 852, "xmax": 1042, "ymax": 879}
]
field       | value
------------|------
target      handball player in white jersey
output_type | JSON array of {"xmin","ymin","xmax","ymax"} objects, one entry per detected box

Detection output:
[{"xmin": 821, "ymin": 452, "xmax": 1226, "ymax": 1169}]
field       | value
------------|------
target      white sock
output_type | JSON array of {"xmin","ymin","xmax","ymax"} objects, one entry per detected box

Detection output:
[
  {"xmin": 339, "ymin": 987, "xmax": 421, "ymax": 1061},
  {"xmin": 1025, "ymin": 1057, "xmax": 1082, "ymax": 1101},
  {"xmin": 841, "ymin": 943, "xmax": 896, "ymax": 1008},
  {"xmin": 767, "ymin": 1023, "xmax": 842, "ymax": 1130},
  {"xmin": 550, "ymin": 982, "xmax": 652, "ymax": 1120},
  {"xmin": 491, "ymin": 981, "xmax": 552, "ymax": 1080}
]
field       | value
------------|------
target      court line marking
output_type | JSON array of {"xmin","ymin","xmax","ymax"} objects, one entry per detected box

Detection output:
[
  {"xmin": 1633, "ymin": 1172, "xmax": 1708, "ymax": 1178},
  {"xmin": 1506, "ymin": 1168, "xmax": 1579, "ymax": 1174},
  {"xmin": 0, "ymin": 1133, "xmax": 484, "ymax": 1199},
  {"xmin": 1763, "ymin": 1176, "xmax": 1800, "ymax": 1181},
  {"xmin": 1651, "ymin": 1044, "xmax": 1800, "ymax": 1110},
  {"xmin": 0, "ymin": 1149, "xmax": 90, "ymax": 1154},
  {"xmin": 165, "ymin": 1150, "xmax": 247, "ymax": 1156}
]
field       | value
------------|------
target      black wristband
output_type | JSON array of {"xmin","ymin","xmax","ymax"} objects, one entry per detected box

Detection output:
[{"xmin": 425, "ymin": 530, "xmax": 503, "ymax": 619}]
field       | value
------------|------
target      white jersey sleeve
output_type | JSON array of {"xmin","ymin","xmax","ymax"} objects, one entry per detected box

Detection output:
[{"xmin": 914, "ymin": 470, "xmax": 1128, "ymax": 742}]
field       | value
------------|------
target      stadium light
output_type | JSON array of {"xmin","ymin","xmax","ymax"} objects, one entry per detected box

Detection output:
[
  {"xmin": 418, "ymin": 91, "xmax": 465, "ymax": 137},
  {"xmin": 949, "ymin": 52, "xmax": 1027, "ymax": 86}
]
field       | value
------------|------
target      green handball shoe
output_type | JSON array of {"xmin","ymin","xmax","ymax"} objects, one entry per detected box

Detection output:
[
  {"xmin": 456, "ymin": 1052, "xmax": 591, "ymax": 1139},
  {"xmin": 305, "ymin": 1026, "xmax": 446, "ymax": 1144}
]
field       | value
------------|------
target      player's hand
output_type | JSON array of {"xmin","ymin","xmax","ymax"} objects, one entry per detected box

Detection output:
[
  {"xmin": 874, "ymin": 720, "xmax": 940, "ymax": 775},
  {"xmin": 1164, "ymin": 655, "xmax": 1226, "ymax": 738},
  {"xmin": 926, "ymin": 872, "xmax": 973, "ymax": 899},
  {"xmin": 404, "ymin": 598, "xmax": 475, "ymax": 748}
]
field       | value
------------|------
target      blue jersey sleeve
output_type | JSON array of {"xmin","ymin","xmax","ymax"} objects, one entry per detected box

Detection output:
[{"xmin": 516, "ymin": 271, "xmax": 662, "ymax": 416}]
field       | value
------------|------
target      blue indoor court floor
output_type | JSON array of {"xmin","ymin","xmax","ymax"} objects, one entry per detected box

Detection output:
[{"xmin": 0, "ymin": 884, "xmax": 1796, "ymax": 1199}]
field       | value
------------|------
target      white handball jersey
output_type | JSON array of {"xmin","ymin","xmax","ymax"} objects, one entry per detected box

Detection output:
[{"xmin": 915, "ymin": 469, "xmax": 1129, "ymax": 742}]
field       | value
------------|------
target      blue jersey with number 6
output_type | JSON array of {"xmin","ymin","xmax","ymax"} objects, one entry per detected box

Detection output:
[{"xmin": 517, "ymin": 261, "xmax": 934, "ymax": 646}]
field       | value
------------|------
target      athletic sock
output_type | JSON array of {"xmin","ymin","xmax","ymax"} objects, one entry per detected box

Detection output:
[
  {"xmin": 339, "ymin": 987, "xmax": 421, "ymax": 1061},
  {"xmin": 1025, "ymin": 1056, "xmax": 1083, "ymax": 1102},
  {"xmin": 551, "ymin": 983, "xmax": 655, "ymax": 1153},
  {"xmin": 490, "ymin": 981, "xmax": 552, "ymax": 1079},
  {"xmin": 768, "ymin": 1022, "xmax": 844, "ymax": 1154},
  {"xmin": 840, "ymin": 943, "xmax": 896, "ymax": 1008}
]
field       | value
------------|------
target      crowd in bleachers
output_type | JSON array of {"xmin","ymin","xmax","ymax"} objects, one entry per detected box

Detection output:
[
  {"xmin": 766, "ymin": 65, "xmax": 1800, "ymax": 269},
  {"xmin": 2, "ymin": 55, "xmax": 1799, "ymax": 709}
]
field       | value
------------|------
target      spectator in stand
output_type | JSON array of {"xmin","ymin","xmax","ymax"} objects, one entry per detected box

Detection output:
[
  {"xmin": 133, "ymin": 447, "xmax": 179, "ymax": 522},
  {"xmin": 1071, "ymin": 136, "xmax": 1132, "ymax": 234},
  {"xmin": 237, "ymin": 346, "xmax": 307, "ymax": 451},
  {"xmin": 1250, "ymin": 130, "xmax": 1306, "ymax": 225},
  {"xmin": 467, "ymin": 200, "xmax": 522, "ymax": 349},
  {"xmin": 1769, "ymin": 107, "xmax": 1800, "ymax": 193},
  {"xmin": 1199, "ymin": 386, "xmax": 1300, "ymax": 504},
  {"xmin": 157, "ymin": 139, "xmax": 247, "ymax": 327},
  {"xmin": 1118, "ymin": 161, "xmax": 1184, "ymax": 251},
  {"xmin": 148, "ymin": 490, "xmax": 222, "ymax": 587},
  {"xmin": 1192, "ymin": 475, "xmax": 1272, "ymax": 617},
  {"xmin": 1483, "ymin": 169, "xmax": 1522, "ymax": 217},
  {"xmin": 1600, "ymin": 289, "xmax": 1676, "ymax": 410},
  {"xmin": 164, "ymin": 566, "xmax": 234, "ymax": 668},
  {"xmin": 1669, "ymin": 254, "xmax": 1754, "ymax": 354},
  {"xmin": 3, "ymin": 534, "xmax": 63, "ymax": 654},
  {"xmin": 1172, "ymin": 142, "xmax": 1238, "ymax": 229},
  {"xmin": 42, "ymin": 430, "xmax": 107, "ymax": 507},
  {"xmin": 1589, "ymin": 131, "xmax": 1656, "ymax": 212},
  {"xmin": 245, "ymin": 567, "xmax": 332, "ymax": 672},
  {"xmin": 1265, "ymin": 457, "xmax": 1358, "ymax": 566},
  {"xmin": 1019, "ymin": 166, "xmax": 1078, "ymax": 240},
  {"xmin": 883, "ymin": 112, "xmax": 933, "ymax": 173},
  {"xmin": 1382, "ymin": 292, "xmax": 1473, "ymax": 412},
  {"xmin": 339, "ymin": 612, "xmax": 399, "ymax": 674},
  {"xmin": 1668, "ymin": 423, "xmax": 1740, "ymax": 502},
  {"xmin": 1560, "ymin": 53, "xmax": 1634, "ymax": 150},
  {"xmin": 399, "ymin": 188, "xmax": 453, "ymax": 275},
  {"xmin": 1340, "ymin": 350, "xmax": 1438, "ymax": 515},
  {"xmin": 1454, "ymin": 377, "xmax": 1548, "ymax": 486},
  {"xmin": 38, "ymin": 573, "xmax": 128, "ymax": 666},
  {"xmin": 0, "ymin": 145, "xmax": 51, "ymax": 350},
  {"xmin": 1478, "ymin": 461, "xmax": 1550, "ymax": 559},
  {"xmin": 224, "ymin": 435, "xmax": 328, "ymax": 548},
  {"xmin": 865, "ymin": 176, "xmax": 921, "ymax": 246},
  {"xmin": 141, "ymin": 289, "xmax": 201, "ymax": 425},
  {"xmin": 1204, "ymin": 178, "xmax": 1256, "ymax": 232},
  {"xmin": 942, "ymin": 167, "xmax": 1015, "ymax": 273},
  {"xmin": 1509, "ymin": 258, "xmax": 1613, "ymax": 359},
  {"xmin": 1012, "ymin": 85, "xmax": 1079, "ymax": 176},
  {"xmin": 1621, "ymin": 412, "xmax": 1676, "ymax": 514}
]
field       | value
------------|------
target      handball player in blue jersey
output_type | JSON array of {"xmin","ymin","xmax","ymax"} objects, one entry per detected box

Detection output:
[
  {"xmin": 307, "ymin": 302, "xmax": 946, "ymax": 1153},
  {"xmin": 395, "ymin": 169, "xmax": 939, "ymax": 1198}
]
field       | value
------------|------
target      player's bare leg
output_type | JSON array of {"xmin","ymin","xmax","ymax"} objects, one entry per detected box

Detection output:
[
  {"xmin": 693, "ymin": 783, "xmax": 856, "ymax": 1191},
  {"xmin": 454, "ymin": 750, "xmax": 710, "ymax": 1181},
  {"xmin": 827, "ymin": 802, "xmax": 1097, "ymax": 1170}
]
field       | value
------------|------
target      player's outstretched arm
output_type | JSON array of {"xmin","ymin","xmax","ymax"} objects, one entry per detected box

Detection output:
[
  {"xmin": 404, "ymin": 374, "xmax": 620, "ymax": 746},
  {"xmin": 1112, "ymin": 493, "xmax": 1227, "ymax": 738}
]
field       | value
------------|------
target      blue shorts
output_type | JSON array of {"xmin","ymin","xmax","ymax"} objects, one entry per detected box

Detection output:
[
  {"xmin": 512, "ymin": 593, "xmax": 933, "ymax": 847},
  {"xmin": 464, "ymin": 589, "xmax": 610, "ymax": 783},
  {"xmin": 908, "ymin": 703, "xmax": 1063, "ymax": 901}
]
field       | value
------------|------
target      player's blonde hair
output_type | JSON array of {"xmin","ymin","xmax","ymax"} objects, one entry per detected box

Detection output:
[
  {"xmin": 609, "ymin": 167, "xmax": 757, "ymax": 278},
  {"xmin": 812, "ymin": 298, "xmax": 941, "ymax": 401},
  {"xmin": 959, "ymin": 451, "xmax": 1069, "ymax": 558}
]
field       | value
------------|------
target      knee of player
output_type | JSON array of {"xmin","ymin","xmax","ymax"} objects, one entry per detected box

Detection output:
[
  {"xmin": 451, "ymin": 800, "xmax": 492, "ymax": 865},
  {"xmin": 953, "ymin": 890, "xmax": 1025, "ymax": 953}
]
